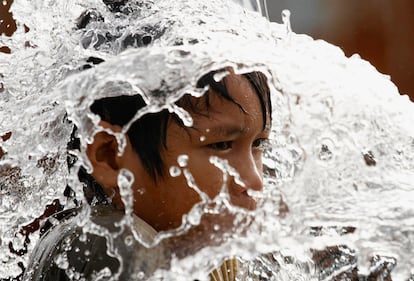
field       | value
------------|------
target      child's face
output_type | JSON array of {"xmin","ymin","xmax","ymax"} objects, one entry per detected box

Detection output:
[
  {"xmin": 123, "ymin": 73, "xmax": 270, "ymax": 231},
  {"xmin": 91, "ymin": 73, "xmax": 270, "ymax": 231}
]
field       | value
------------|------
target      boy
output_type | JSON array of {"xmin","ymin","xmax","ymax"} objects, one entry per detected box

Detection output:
[{"xmin": 23, "ymin": 68, "xmax": 272, "ymax": 280}]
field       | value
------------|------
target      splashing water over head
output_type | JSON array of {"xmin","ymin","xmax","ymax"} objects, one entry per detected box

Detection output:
[{"xmin": 1, "ymin": 0, "xmax": 414, "ymax": 280}]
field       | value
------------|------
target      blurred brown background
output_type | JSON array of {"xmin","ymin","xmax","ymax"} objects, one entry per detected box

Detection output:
[
  {"xmin": 268, "ymin": 0, "xmax": 414, "ymax": 100},
  {"xmin": 1, "ymin": 1, "xmax": 414, "ymax": 98}
]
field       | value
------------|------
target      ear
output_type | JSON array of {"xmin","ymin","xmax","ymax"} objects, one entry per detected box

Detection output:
[{"xmin": 86, "ymin": 121, "xmax": 123, "ymax": 193}]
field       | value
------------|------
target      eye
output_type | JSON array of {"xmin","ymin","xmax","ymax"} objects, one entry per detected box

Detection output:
[
  {"xmin": 252, "ymin": 138, "xmax": 268, "ymax": 150},
  {"xmin": 208, "ymin": 141, "xmax": 233, "ymax": 151}
]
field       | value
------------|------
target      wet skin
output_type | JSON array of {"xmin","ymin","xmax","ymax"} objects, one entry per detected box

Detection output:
[{"xmin": 87, "ymin": 73, "xmax": 270, "ymax": 231}]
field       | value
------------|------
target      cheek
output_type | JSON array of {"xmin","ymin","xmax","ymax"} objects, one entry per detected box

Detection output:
[{"xmin": 188, "ymin": 155, "xmax": 224, "ymax": 199}]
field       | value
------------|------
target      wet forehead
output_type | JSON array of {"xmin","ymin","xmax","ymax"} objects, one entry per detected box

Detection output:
[{"xmin": 190, "ymin": 74, "xmax": 266, "ymax": 133}]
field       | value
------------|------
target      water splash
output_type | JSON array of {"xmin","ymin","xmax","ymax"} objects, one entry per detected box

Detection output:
[
  {"xmin": 169, "ymin": 165, "xmax": 181, "ymax": 177},
  {"xmin": 281, "ymin": 9, "xmax": 292, "ymax": 35},
  {"xmin": 177, "ymin": 154, "xmax": 189, "ymax": 168},
  {"xmin": 117, "ymin": 168, "xmax": 135, "ymax": 220},
  {"xmin": 1, "ymin": 0, "xmax": 414, "ymax": 280}
]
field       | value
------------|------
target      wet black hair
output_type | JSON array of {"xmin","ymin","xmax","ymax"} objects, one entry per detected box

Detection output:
[{"xmin": 66, "ymin": 70, "xmax": 271, "ymax": 204}]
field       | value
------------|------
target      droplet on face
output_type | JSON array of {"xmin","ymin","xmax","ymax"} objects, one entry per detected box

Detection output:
[
  {"xmin": 115, "ymin": 133, "xmax": 127, "ymax": 156},
  {"xmin": 169, "ymin": 165, "xmax": 181, "ymax": 177},
  {"xmin": 187, "ymin": 207, "xmax": 202, "ymax": 225},
  {"xmin": 117, "ymin": 169, "xmax": 135, "ymax": 216},
  {"xmin": 177, "ymin": 154, "xmax": 189, "ymax": 167},
  {"xmin": 136, "ymin": 188, "xmax": 145, "ymax": 195},
  {"xmin": 200, "ymin": 135, "xmax": 206, "ymax": 142},
  {"xmin": 118, "ymin": 169, "xmax": 134, "ymax": 190}
]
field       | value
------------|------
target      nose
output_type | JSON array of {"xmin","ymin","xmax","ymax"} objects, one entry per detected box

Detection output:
[{"xmin": 230, "ymin": 151, "xmax": 263, "ymax": 193}]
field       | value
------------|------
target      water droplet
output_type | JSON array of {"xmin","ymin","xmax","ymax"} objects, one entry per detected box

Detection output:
[
  {"xmin": 79, "ymin": 233, "xmax": 87, "ymax": 242},
  {"xmin": 54, "ymin": 252, "xmax": 69, "ymax": 269},
  {"xmin": 95, "ymin": 267, "xmax": 112, "ymax": 279},
  {"xmin": 281, "ymin": 9, "xmax": 292, "ymax": 34},
  {"xmin": 177, "ymin": 154, "xmax": 189, "ymax": 167},
  {"xmin": 124, "ymin": 235, "xmax": 133, "ymax": 246},
  {"xmin": 214, "ymin": 224, "xmax": 220, "ymax": 231},
  {"xmin": 116, "ymin": 133, "xmax": 127, "ymax": 156},
  {"xmin": 63, "ymin": 236, "xmax": 72, "ymax": 250},
  {"xmin": 200, "ymin": 135, "xmax": 206, "ymax": 142},
  {"xmin": 117, "ymin": 169, "xmax": 135, "ymax": 219},
  {"xmin": 169, "ymin": 165, "xmax": 181, "ymax": 177},
  {"xmin": 187, "ymin": 208, "xmax": 202, "ymax": 225},
  {"xmin": 172, "ymin": 105, "xmax": 193, "ymax": 127},
  {"xmin": 118, "ymin": 169, "xmax": 134, "ymax": 199},
  {"xmin": 136, "ymin": 188, "xmax": 145, "ymax": 195},
  {"xmin": 137, "ymin": 271, "xmax": 145, "ymax": 279},
  {"xmin": 72, "ymin": 271, "xmax": 81, "ymax": 280}
]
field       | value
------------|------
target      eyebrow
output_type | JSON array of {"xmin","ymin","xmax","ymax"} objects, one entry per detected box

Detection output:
[
  {"xmin": 187, "ymin": 122, "xmax": 270, "ymax": 140},
  {"xmin": 205, "ymin": 125, "xmax": 271, "ymax": 138},
  {"xmin": 208, "ymin": 125, "xmax": 247, "ymax": 137}
]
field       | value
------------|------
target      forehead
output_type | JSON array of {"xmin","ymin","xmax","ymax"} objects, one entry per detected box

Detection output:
[
  {"xmin": 183, "ymin": 74, "xmax": 261, "ymax": 113},
  {"xmin": 184, "ymin": 74, "xmax": 267, "ymax": 130}
]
